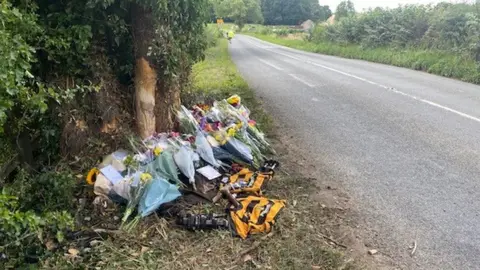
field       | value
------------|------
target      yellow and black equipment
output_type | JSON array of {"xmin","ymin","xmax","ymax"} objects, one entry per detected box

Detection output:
[
  {"xmin": 229, "ymin": 196, "xmax": 285, "ymax": 239},
  {"xmin": 223, "ymin": 160, "xmax": 279, "ymax": 196}
]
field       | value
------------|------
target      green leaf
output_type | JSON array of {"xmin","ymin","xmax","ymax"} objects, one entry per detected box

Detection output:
[{"xmin": 56, "ymin": 231, "xmax": 65, "ymax": 243}]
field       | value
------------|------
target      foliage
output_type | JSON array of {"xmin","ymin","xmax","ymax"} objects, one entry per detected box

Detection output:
[
  {"xmin": 260, "ymin": 0, "xmax": 331, "ymax": 25},
  {"xmin": 1, "ymin": 0, "xmax": 211, "ymax": 155},
  {"xmin": 6, "ymin": 170, "xmax": 77, "ymax": 212},
  {"xmin": 134, "ymin": 0, "xmax": 210, "ymax": 77},
  {"xmin": 309, "ymin": 2, "xmax": 480, "ymax": 77},
  {"xmin": 335, "ymin": 0, "xmax": 355, "ymax": 21},
  {"xmin": 213, "ymin": 0, "xmax": 264, "ymax": 29},
  {"xmin": 323, "ymin": 2, "xmax": 480, "ymax": 60},
  {"xmin": 0, "ymin": 191, "xmax": 73, "ymax": 268},
  {"xmin": 0, "ymin": 1, "xmax": 43, "ymax": 134},
  {"xmin": 205, "ymin": 24, "xmax": 224, "ymax": 48}
]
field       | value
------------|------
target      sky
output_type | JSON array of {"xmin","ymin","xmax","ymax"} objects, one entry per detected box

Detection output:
[{"xmin": 322, "ymin": 0, "xmax": 476, "ymax": 12}]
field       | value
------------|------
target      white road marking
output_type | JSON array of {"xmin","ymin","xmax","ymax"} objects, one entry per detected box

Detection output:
[
  {"xmin": 289, "ymin": 74, "xmax": 315, "ymax": 87},
  {"xmin": 258, "ymin": 58, "xmax": 283, "ymax": 71},
  {"xmin": 245, "ymin": 37, "xmax": 480, "ymax": 124}
]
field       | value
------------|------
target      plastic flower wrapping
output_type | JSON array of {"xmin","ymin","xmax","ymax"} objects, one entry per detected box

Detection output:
[{"xmin": 93, "ymin": 95, "xmax": 275, "ymax": 230}]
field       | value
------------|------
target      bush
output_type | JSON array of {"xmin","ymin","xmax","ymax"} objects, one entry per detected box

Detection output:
[
  {"xmin": 276, "ymin": 28, "xmax": 289, "ymax": 36},
  {"xmin": 322, "ymin": 2, "xmax": 480, "ymax": 57},
  {"xmin": 260, "ymin": 27, "xmax": 272, "ymax": 35},
  {"xmin": 205, "ymin": 25, "xmax": 223, "ymax": 48},
  {"xmin": 0, "ymin": 192, "xmax": 73, "ymax": 268},
  {"xmin": 6, "ymin": 170, "xmax": 77, "ymax": 213},
  {"xmin": 311, "ymin": 24, "xmax": 327, "ymax": 42}
]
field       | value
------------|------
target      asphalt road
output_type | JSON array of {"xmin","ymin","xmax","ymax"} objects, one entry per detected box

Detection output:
[{"xmin": 229, "ymin": 35, "xmax": 480, "ymax": 269}]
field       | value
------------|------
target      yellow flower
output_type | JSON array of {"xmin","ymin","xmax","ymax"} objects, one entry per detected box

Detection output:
[
  {"xmin": 227, "ymin": 95, "xmax": 241, "ymax": 106},
  {"xmin": 140, "ymin": 173, "xmax": 153, "ymax": 183},
  {"xmin": 227, "ymin": 128, "xmax": 236, "ymax": 137},
  {"xmin": 153, "ymin": 146, "xmax": 163, "ymax": 156},
  {"xmin": 214, "ymin": 132, "xmax": 227, "ymax": 145},
  {"xmin": 86, "ymin": 168, "xmax": 99, "ymax": 185}
]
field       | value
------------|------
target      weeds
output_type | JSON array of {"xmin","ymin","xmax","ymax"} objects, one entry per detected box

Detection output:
[{"xmin": 6, "ymin": 170, "xmax": 77, "ymax": 212}]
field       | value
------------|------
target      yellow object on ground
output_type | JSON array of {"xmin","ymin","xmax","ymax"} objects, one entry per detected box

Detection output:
[
  {"xmin": 227, "ymin": 168, "xmax": 274, "ymax": 196},
  {"xmin": 230, "ymin": 196, "xmax": 286, "ymax": 239}
]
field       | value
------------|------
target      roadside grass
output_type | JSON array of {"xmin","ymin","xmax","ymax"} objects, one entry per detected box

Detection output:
[
  {"xmin": 184, "ymin": 38, "xmax": 272, "ymax": 131},
  {"xmin": 246, "ymin": 33, "xmax": 480, "ymax": 85},
  {"xmin": 42, "ymin": 38, "xmax": 354, "ymax": 269}
]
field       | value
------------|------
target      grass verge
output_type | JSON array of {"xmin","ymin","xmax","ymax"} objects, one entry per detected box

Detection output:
[
  {"xmin": 247, "ymin": 33, "xmax": 480, "ymax": 84},
  {"xmin": 42, "ymin": 38, "xmax": 354, "ymax": 270},
  {"xmin": 184, "ymin": 38, "xmax": 272, "ymax": 131}
]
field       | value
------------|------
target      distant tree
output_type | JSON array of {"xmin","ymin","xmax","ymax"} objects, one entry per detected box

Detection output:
[
  {"xmin": 313, "ymin": 4, "xmax": 333, "ymax": 21},
  {"xmin": 208, "ymin": 0, "xmax": 217, "ymax": 22},
  {"xmin": 261, "ymin": 0, "xmax": 331, "ymax": 25},
  {"xmin": 336, "ymin": 0, "xmax": 355, "ymax": 20},
  {"xmin": 213, "ymin": 0, "xmax": 263, "ymax": 29}
]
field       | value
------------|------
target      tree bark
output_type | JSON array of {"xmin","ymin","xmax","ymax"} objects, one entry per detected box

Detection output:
[
  {"xmin": 131, "ymin": 3, "xmax": 157, "ymax": 138},
  {"xmin": 154, "ymin": 54, "xmax": 189, "ymax": 133},
  {"xmin": 155, "ymin": 78, "xmax": 181, "ymax": 133}
]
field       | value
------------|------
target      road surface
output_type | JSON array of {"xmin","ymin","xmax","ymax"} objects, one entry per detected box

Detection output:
[{"xmin": 229, "ymin": 35, "xmax": 480, "ymax": 269}]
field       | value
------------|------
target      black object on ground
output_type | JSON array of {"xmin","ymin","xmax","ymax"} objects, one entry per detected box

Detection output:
[{"xmin": 176, "ymin": 213, "xmax": 231, "ymax": 231}]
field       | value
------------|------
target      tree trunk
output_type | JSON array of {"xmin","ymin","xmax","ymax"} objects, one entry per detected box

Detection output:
[
  {"xmin": 155, "ymin": 78, "xmax": 181, "ymax": 132},
  {"xmin": 131, "ymin": 3, "xmax": 157, "ymax": 138},
  {"xmin": 154, "ymin": 54, "xmax": 189, "ymax": 133}
]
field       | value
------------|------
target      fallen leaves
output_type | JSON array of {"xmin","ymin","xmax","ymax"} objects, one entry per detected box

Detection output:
[
  {"xmin": 141, "ymin": 246, "xmax": 150, "ymax": 254},
  {"xmin": 68, "ymin": 248, "xmax": 80, "ymax": 257},
  {"xmin": 45, "ymin": 240, "xmax": 57, "ymax": 251},
  {"xmin": 243, "ymin": 254, "xmax": 253, "ymax": 262}
]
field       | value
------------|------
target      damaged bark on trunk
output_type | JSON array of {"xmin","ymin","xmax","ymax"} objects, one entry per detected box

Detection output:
[{"xmin": 131, "ymin": 3, "xmax": 157, "ymax": 138}]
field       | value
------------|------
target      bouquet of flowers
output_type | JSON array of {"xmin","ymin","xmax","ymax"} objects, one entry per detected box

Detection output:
[
  {"xmin": 121, "ymin": 172, "xmax": 152, "ymax": 231},
  {"xmin": 137, "ymin": 177, "xmax": 181, "ymax": 218},
  {"xmin": 195, "ymin": 130, "xmax": 221, "ymax": 168},
  {"xmin": 177, "ymin": 105, "xmax": 199, "ymax": 135},
  {"xmin": 147, "ymin": 149, "xmax": 182, "ymax": 186},
  {"xmin": 173, "ymin": 143, "xmax": 197, "ymax": 188}
]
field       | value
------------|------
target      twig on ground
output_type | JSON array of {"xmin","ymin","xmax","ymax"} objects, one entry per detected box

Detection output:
[
  {"xmin": 410, "ymin": 241, "xmax": 417, "ymax": 256},
  {"xmin": 318, "ymin": 233, "xmax": 348, "ymax": 249},
  {"xmin": 92, "ymin": 228, "xmax": 122, "ymax": 235},
  {"xmin": 235, "ymin": 232, "xmax": 274, "ymax": 264},
  {"xmin": 280, "ymin": 168, "xmax": 290, "ymax": 176}
]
